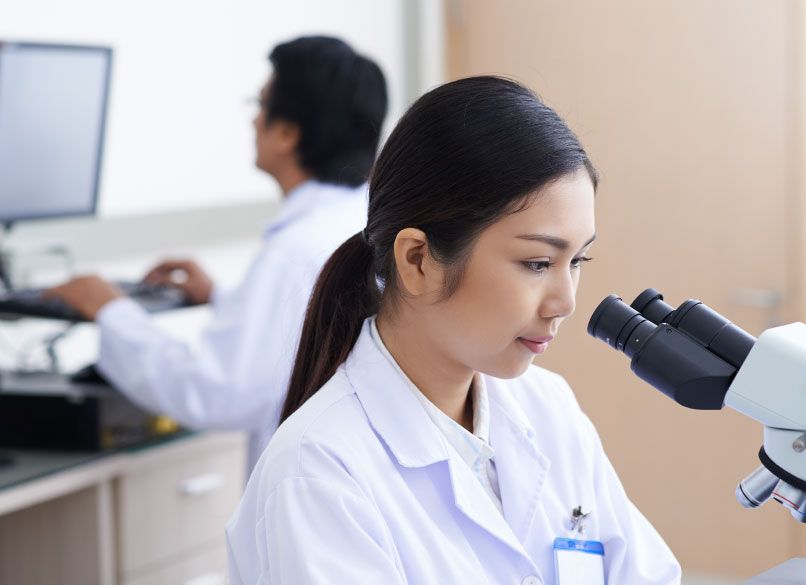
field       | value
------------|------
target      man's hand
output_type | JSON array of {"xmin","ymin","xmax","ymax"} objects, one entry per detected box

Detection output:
[
  {"xmin": 142, "ymin": 259, "xmax": 213, "ymax": 305},
  {"xmin": 45, "ymin": 276, "xmax": 125, "ymax": 321}
]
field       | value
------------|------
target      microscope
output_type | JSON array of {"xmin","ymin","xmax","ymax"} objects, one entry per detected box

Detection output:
[{"xmin": 587, "ymin": 289, "xmax": 806, "ymax": 523}]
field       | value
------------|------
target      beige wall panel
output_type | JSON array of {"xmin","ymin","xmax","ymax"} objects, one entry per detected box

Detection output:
[{"xmin": 448, "ymin": 0, "xmax": 805, "ymax": 577}]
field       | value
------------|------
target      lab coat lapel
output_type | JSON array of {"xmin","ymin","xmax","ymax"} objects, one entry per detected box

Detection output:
[
  {"xmin": 348, "ymin": 320, "xmax": 531, "ymax": 558},
  {"xmin": 487, "ymin": 376, "xmax": 551, "ymax": 545},
  {"xmin": 445, "ymin": 451, "xmax": 531, "ymax": 557}
]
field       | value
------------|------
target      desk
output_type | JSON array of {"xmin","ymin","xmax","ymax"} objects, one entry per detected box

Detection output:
[
  {"xmin": 743, "ymin": 558, "xmax": 806, "ymax": 584},
  {"xmin": 0, "ymin": 432, "xmax": 246, "ymax": 585},
  {"xmin": 0, "ymin": 212, "xmax": 258, "ymax": 585}
]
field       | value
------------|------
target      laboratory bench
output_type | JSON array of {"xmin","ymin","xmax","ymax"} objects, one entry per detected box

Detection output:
[
  {"xmin": 0, "ymin": 430, "xmax": 246, "ymax": 585},
  {"xmin": 0, "ymin": 235, "xmax": 257, "ymax": 585}
]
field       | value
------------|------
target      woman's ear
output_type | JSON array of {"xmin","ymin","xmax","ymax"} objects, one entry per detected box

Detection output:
[{"xmin": 393, "ymin": 228, "xmax": 441, "ymax": 297}]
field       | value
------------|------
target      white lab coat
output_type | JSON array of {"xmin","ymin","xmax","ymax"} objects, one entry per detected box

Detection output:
[
  {"xmin": 227, "ymin": 318, "xmax": 682, "ymax": 585},
  {"xmin": 95, "ymin": 181, "xmax": 367, "ymax": 471}
]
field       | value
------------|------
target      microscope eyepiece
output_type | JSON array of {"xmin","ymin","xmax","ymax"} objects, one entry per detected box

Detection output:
[
  {"xmin": 587, "ymin": 294, "xmax": 656, "ymax": 359},
  {"xmin": 630, "ymin": 287, "xmax": 675, "ymax": 325},
  {"xmin": 618, "ymin": 288, "xmax": 756, "ymax": 369},
  {"xmin": 587, "ymin": 289, "xmax": 744, "ymax": 410}
]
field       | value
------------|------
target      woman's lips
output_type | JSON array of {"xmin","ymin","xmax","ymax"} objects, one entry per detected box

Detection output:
[{"xmin": 518, "ymin": 336, "xmax": 553, "ymax": 354}]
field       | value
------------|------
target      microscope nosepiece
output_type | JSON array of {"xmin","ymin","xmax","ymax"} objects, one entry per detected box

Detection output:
[
  {"xmin": 736, "ymin": 465, "xmax": 778, "ymax": 508},
  {"xmin": 772, "ymin": 481, "xmax": 806, "ymax": 523}
]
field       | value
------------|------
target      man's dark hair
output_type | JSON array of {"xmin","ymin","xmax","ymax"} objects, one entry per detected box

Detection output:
[{"xmin": 266, "ymin": 36, "xmax": 388, "ymax": 187}]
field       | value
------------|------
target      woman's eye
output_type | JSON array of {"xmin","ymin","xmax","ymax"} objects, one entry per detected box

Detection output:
[
  {"xmin": 523, "ymin": 257, "xmax": 593, "ymax": 274},
  {"xmin": 571, "ymin": 256, "xmax": 594, "ymax": 269},
  {"xmin": 523, "ymin": 260, "xmax": 551, "ymax": 273}
]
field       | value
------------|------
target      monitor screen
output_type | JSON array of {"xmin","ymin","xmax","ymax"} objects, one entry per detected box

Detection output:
[{"xmin": 0, "ymin": 42, "xmax": 112, "ymax": 224}]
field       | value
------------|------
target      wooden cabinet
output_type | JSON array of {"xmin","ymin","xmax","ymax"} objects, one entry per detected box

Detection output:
[
  {"xmin": 116, "ymin": 433, "xmax": 245, "ymax": 584},
  {"xmin": 121, "ymin": 544, "xmax": 227, "ymax": 585},
  {"xmin": 447, "ymin": 0, "xmax": 806, "ymax": 579},
  {"xmin": 0, "ymin": 432, "xmax": 245, "ymax": 585}
]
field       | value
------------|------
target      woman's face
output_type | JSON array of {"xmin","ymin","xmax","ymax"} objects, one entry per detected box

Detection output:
[{"xmin": 423, "ymin": 169, "xmax": 596, "ymax": 379}]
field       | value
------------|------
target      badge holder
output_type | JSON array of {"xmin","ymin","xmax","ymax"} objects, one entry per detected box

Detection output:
[{"xmin": 553, "ymin": 506, "xmax": 605, "ymax": 585}]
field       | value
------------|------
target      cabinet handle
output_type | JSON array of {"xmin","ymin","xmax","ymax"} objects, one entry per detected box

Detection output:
[
  {"xmin": 178, "ymin": 472, "xmax": 225, "ymax": 497},
  {"xmin": 183, "ymin": 572, "xmax": 226, "ymax": 585}
]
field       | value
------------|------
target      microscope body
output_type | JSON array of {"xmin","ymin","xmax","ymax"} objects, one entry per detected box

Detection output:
[
  {"xmin": 726, "ymin": 323, "xmax": 806, "ymax": 521},
  {"xmin": 588, "ymin": 290, "xmax": 806, "ymax": 522},
  {"xmin": 726, "ymin": 323, "xmax": 806, "ymax": 431}
]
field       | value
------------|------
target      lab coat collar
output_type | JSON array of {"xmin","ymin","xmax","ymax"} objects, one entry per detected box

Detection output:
[
  {"xmin": 347, "ymin": 318, "xmax": 451, "ymax": 468},
  {"xmin": 346, "ymin": 318, "xmax": 545, "ymax": 562},
  {"xmin": 263, "ymin": 180, "xmax": 367, "ymax": 238},
  {"xmin": 488, "ymin": 374, "xmax": 552, "ymax": 544},
  {"xmin": 368, "ymin": 317, "xmax": 494, "ymax": 471}
]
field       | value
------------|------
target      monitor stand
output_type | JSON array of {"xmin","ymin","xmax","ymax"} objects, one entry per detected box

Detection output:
[
  {"xmin": 0, "ymin": 222, "xmax": 74, "ymax": 294},
  {"xmin": 0, "ymin": 221, "xmax": 13, "ymax": 292}
]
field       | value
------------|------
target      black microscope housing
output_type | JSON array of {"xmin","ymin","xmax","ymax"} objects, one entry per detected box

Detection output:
[{"xmin": 587, "ymin": 288, "xmax": 756, "ymax": 410}]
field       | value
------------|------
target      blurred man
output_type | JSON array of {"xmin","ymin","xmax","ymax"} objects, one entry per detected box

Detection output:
[{"xmin": 49, "ymin": 36, "xmax": 388, "ymax": 471}]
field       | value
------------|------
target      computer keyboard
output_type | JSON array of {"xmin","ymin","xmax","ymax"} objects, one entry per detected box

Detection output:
[{"xmin": 0, "ymin": 281, "xmax": 192, "ymax": 321}]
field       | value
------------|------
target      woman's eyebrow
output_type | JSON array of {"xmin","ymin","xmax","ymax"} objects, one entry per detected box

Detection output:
[{"xmin": 516, "ymin": 232, "xmax": 597, "ymax": 251}]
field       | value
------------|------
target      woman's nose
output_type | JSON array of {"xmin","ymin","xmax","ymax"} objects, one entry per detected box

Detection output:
[{"xmin": 539, "ymin": 269, "xmax": 576, "ymax": 320}]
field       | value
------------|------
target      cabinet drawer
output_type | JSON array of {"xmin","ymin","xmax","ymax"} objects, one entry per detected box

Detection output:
[
  {"xmin": 122, "ymin": 543, "xmax": 227, "ymax": 585},
  {"xmin": 116, "ymin": 433, "xmax": 245, "ymax": 574}
]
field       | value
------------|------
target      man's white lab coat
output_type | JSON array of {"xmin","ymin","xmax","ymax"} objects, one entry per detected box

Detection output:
[{"xmin": 96, "ymin": 180, "xmax": 367, "ymax": 470}]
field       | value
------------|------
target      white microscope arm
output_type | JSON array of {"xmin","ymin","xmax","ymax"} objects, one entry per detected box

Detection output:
[{"xmin": 725, "ymin": 323, "xmax": 806, "ymax": 521}]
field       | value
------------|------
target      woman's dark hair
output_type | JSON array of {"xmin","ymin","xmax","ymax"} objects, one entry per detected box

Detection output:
[
  {"xmin": 280, "ymin": 75, "xmax": 598, "ymax": 423},
  {"xmin": 266, "ymin": 36, "xmax": 388, "ymax": 187}
]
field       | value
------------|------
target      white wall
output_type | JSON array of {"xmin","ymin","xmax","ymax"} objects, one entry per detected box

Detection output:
[{"xmin": 0, "ymin": 0, "xmax": 407, "ymax": 217}]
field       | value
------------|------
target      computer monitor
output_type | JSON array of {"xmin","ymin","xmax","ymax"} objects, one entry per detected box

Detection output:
[{"xmin": 0, "ymin": 41, "xmax": 113, "ymax": 226}]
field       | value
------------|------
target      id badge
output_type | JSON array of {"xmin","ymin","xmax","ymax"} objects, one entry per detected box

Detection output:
[{"xmin": 553, "ymin": 537, "xmax": 605, "ymax": 585}]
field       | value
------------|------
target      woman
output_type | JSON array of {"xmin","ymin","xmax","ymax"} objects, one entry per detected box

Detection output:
[{"xmin": 227, "ymin": 76, "xmax": 681, "ymax": 584}]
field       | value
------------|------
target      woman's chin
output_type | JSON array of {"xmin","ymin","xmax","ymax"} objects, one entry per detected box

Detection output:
[{"xmin": 481, "ymin": 355, "xmax": 535, "ymax": 380}]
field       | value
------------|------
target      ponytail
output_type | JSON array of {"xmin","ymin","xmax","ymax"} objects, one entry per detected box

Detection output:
[{"xmin": 280, "ymin": 232, "xmax": 380, "ymax": 423}]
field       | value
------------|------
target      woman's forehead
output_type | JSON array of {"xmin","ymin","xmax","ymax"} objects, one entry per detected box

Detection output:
[{"xmin": 492, "ymin": 174, "xmax": 596, "ymax": 241}]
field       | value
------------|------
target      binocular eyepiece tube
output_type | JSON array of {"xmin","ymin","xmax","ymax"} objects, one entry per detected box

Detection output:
[
  {"xmin": 587, "ymin": 288, "xmax": 756, "ymax": 410},
  {"xmin": 589, "ymin": 290, "xmax": 806, "ymax": 522}
]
